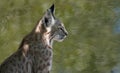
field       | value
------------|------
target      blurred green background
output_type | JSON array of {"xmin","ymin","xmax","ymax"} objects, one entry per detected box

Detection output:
[{"xmin": 0, "ymin": 0, "xmax": 120, "ymax": 73}]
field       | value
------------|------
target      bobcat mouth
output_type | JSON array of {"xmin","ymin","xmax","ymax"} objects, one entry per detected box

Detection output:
[
  {"xmin": 58, "ymin": 36, "xmax": 66, "ymax": 42},
  {"xmin": 53, "ymin": 35, "xmax": 66, "ymax": 42}
]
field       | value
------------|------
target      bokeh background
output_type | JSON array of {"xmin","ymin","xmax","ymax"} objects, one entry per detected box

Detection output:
[{"xmin": 0, "ymin": 0, "xmax": 120, "ymax": 73}]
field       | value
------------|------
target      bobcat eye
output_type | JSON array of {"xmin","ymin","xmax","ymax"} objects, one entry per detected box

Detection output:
[
  {"xmin": 58, "ymin": 27, "xmax": 63, "ymax": 31},
  {"xmin": 59, "ymin": 28, "xmax": 62, "ymax": 30}
]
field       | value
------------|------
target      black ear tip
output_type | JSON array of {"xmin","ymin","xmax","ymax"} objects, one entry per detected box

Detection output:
[
  {"xmin": 50, "ymin": 4, "xmax": 55, "ymax": 13},
  {"xmin": 50, "ymin": 4, "xmax": 54, "ymax": 9}
]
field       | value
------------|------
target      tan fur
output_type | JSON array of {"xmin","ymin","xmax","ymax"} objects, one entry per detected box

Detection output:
[
  {"xmin": 35, "ymin": 20, "xmax": 42, "ymax": 33},
  {"xmin": 23, "ymin": 44, "xmax": 29, "ymax": 57}
]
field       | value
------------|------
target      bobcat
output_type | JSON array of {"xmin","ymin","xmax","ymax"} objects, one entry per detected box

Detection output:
[{"xmin": 0, "ymin": 4, "xmax": 68, "ymax": 73}]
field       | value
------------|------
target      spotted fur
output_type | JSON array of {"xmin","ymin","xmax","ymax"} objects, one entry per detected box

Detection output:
[{"xmin": 0, "ymin": 4, "xmax": 68, "ymax": 73}]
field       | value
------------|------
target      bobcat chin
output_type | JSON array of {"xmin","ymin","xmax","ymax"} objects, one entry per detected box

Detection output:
[{"xmin": 0, "ymin": 4, "xmax": 68, "ymax": 73}]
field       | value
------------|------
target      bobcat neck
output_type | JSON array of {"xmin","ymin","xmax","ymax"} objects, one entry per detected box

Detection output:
[
  {"xmin": 33, "ymin": 20, "xmax": 53, "ymax": 48},
  {"xmin": 21, "ymin": 31, "xmax": 53, "ymax": 50}
]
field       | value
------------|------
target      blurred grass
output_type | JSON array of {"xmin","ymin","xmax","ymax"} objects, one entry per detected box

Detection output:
[{"xmin": 0, "ymin": 0, "xmax": 120, "ymax": 73}]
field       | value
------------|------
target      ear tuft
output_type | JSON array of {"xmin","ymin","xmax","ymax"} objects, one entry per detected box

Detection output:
[{"xmin": 49, "ymin": 4, "xmax": 55, "ymax": 14}]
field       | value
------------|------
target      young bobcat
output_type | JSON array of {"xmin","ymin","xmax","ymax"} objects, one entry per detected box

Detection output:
[{"xmin": 0, "ymin": 4, "xmax": 68, "ymax": 73}]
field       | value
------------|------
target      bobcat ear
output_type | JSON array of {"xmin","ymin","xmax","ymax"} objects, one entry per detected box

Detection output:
[
  {"xmin": 49, "ymin": 4, "xmax": 55, "ymax": 14},
  {"xmin": 42, "ymin": 4, "xmax": 55, "ymax": 27}
]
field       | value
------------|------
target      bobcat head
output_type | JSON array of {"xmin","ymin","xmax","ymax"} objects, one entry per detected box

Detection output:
[{"xmin": 35, "ymin": 4, "xmax": 68, "ymax": 46}]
